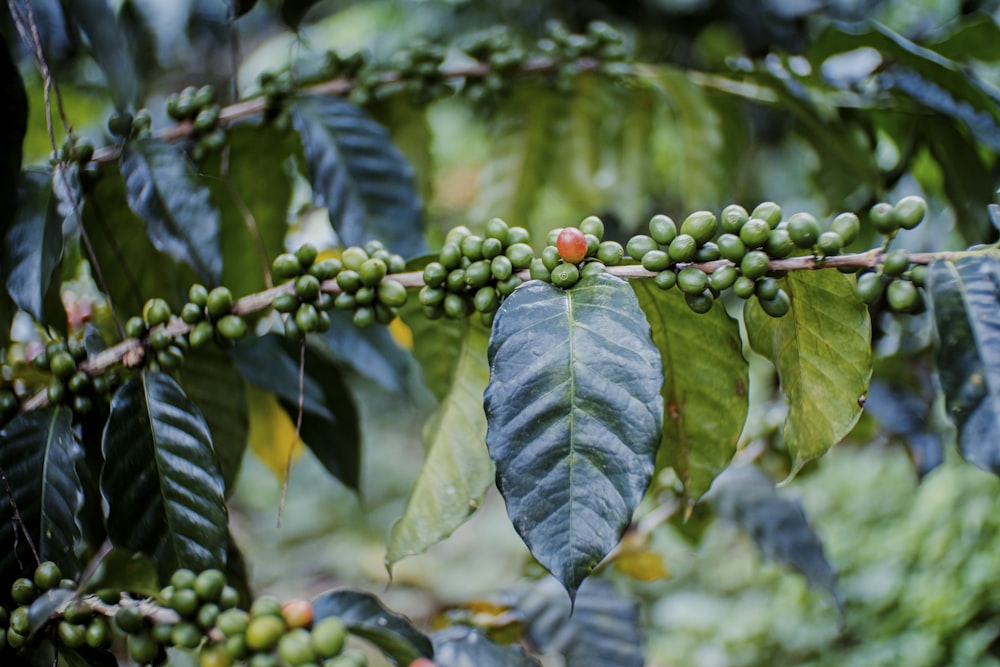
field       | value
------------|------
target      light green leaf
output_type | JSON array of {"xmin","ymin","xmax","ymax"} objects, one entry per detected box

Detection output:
[
  {"xmin": 745, "ymin": 270, "xmax": 872, "ymax": 474},
  {"xmin": 632, "ymin": 279, "xmax": 748, "ymax": 505},
  {"xmin": 386, "ymin": 319, "xmax": 493, "ymax": 568}
]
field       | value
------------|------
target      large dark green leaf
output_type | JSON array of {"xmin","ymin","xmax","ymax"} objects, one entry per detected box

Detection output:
[
  {"xmin": 179, "ymin": 348, "xmax": 249, "ymax": 495},
  {"xmin": 368, "ymin": 94, "xmax": 435, "ymax": 206},
  {"xmin": 925, "ymin": 118, "xmax": 995, "ymax": 241},
  {"xmin": 101, "ymin": 372, "xmax": 228, "ymax": 581},
  {"xmin": 0, "ymin": 32, "xmax": 27, "ymax": 270},
  {"xmin": 204, "ymin": 122, "xmax": 297, "ymax": 298},
  {"xmin": 121, "ymin": 138, "xmax": 222, "ymax": 284},
  {"xmin": 290, "ymin": 95, "xmax": 425, "ymax": 255},
  {"xmin": 231, "ymin": 335, "xmax": 361, "ymax": 489},
  {"xmin": 2, "ymin": 170, "xmax": 64, "ymax": 323},
  {"xmin": 432, "ymin": 626, "xmax": 540, "ymax": 667},
  {"xmin": 83, "ymin": 166, "xmax": 194, "ymax": 315},
  {"xmin": 484, "ymin": 275, "xmax": 664, "ymax": 598},
  {"xmin": 710, "ymin": 466, "xmax": 839, "ymax": 605},
  {"xmin": 67, "ymin": 0, "xmax": 139, "ymax": 108},
  {"xmin": 386, "ymin": 317, "xmax": 493, "ymax": 568},
  {"xmin": 632, "ymin": 279, "xmax": 747, "ymax": 506},
  {"xmin": 745, "ymin": 270, "xmax": 871, "ymax": 475},
  {"xmin": 929, "ymin": 253, "xmax": 1000, "ymax": 474},
  {"xmin": 519, "ymin": 578, "xmax": 643, "ymax": 667},
  {"xmin": 312, "ymin": 588, "xmax": 434, "ymax": 664},
  {"xmin": 0, "ymin": 407, "xmax": 82, "ymax": 600}
]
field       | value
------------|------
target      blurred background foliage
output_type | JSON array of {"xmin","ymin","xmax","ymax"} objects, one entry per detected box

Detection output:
[{"xmin": 7, "ymin": 0, "xmax": 1000, "ymax": 664}]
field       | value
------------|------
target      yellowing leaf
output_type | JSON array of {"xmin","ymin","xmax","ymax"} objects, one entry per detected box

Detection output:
[
  {"xmin": 615, "ymin": 549, "xmax": 670, "ymax": 582},
  {"xmin": 388, "ymin": 317, "xmax": 413, "ymax": 349},
  {"xmin": 246, "ymin": 385, "xmax": 302, "ymax": 481}
]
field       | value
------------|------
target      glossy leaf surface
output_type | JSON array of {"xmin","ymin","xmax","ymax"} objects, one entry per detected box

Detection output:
[
  {"xmin": 101, "ymin": 372, "xmax": 228, "ymax": 581},
  {"xmin": 484, "ymin": 275, "xmax": 663, "ymax": 597},
  {"xmin": 313, "ymin": 588, "xmax": 434, "ymax": 664}
]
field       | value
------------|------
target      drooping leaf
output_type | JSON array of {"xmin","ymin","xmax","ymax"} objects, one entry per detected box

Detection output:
[
  {"xmin": 233, "ymin": 0, "xmax": 259, "ymax": 18},
  {"xmin": 809, "ymin": 21, "xmax": 1000, "ymax": 127},
  {"xmin": 745, "ymin": 270, "xmax": 871, "ymax": 475},
  {"xmin": 67, "ymin": 0, "xmax": 139, "ymax": 108},
  {"xmin": 518, "ymin": 577, "xmax": 643, "ymax": 667},
  {"xmin": 471, "ymin": 84, "xmax": 562, "ymax": 242},
  {"xmin": 82, "ymin": 166, "xmax": 193, "ymax": 315},
  {"xmin": 431, "ymin": 625, "xmax": 540, "ymax": 667},
  {"xmin": 924, "ymin": 118, "xmax": 995, "ymax": 241},
  {"xmin": 121, "ymin": 138, "xmax": 222, "ymax": 284},
  {"xmin": 386, "ymin": 317, "xmax": 493, "ymax": 568},
  {"xmin": 315, "ymin": 310, "xmax": 411, "ymax": 393},
  {"xmin": 484, "ymin": 275, "xmax": 664, "ymax": 598},
  {"xmin": 290, "ymin": 95, "xmax": 425, "ymax": 255},
  {"xmin": 398, "ymin": 291, "xmax": 466, "ymax": 402},
  {"xmin": 179, "ymin": 348, "xmax": 249, "ymax": 495},
  {"xmin": 231, "ymin": 335, "xmax": 360, "ymax": 489},
  {"xmin": 0, "ymin": 32, "xmax": 27, "ymax": 264},
  {"xmin": 369, "ymin": 94, "xmax": 435, "ymax": 205},
  {"xmin": 203, "ymin": 121, "xmax": 297, "ymax": 298},
  {"xmin": 0, "ymin": 407, "xmax": 83, "ymax": 600},
  {"xmin": 709, "ymin": 465, "xmax": 840, "ymax": 606},
  {"xmin": 312, "ymin": 588, "xmax": 434, "ymax": 664},
  {"xmin": 929, "ymin": 14, "xmax": 1000, "ymax": 62},
  {"xmin": 2, "ymin": 170, "xmax": 64, "ymax": 323},
  {"xmin": 632, "ymin": 279, "xmax": 748, "ymax": 506},
  {"xmin": 28, "ymin": 588, "xmax": 75, "ymax": 633},
  {"xmin": 245, "ymin": 385, "xmax": 303, "ymax": 482},
  {"xmin": 929, "ymin": 253, "xmax": 1000, "ymax": 474},
  {"xmin": 101, "ymin": 372, "xmax": 228, "ymax": 581}
]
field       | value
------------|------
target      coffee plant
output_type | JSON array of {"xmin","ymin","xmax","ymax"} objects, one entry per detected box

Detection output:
[{"xmin": 2, "ymin": 1, "xmax": 1000, "ymax": 665}]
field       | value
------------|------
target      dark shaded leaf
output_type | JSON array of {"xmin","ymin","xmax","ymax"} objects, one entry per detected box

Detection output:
[
  {"xmin": 929, "ymin": 14, "xmax": 1000, "ymax": 62},
  {"xmin": 101, "ymin": 372, "xmax": 228, "ymax": 581},
  {"xmin": 632, "ymin": 279, "xmax": 748, "ymax": 506},
  {"xmin": 924, "ymin": 117, "xmax": 995, "ymax": 241},
  {"xmin": 55, "ymin": 646, "xmax": 119, "ymax": 667},
  {"xmin": 67, "ymin": 0, "xmax": 139, "ymax": 108},
  {"xmin": 929, "ymin": 253, "xmax": 1000, "ymax": 474},
  {"xmin": 709, "ymin": 465, "xmax": 840, "ymax": 606},
  {"xmin": 0, "ymin": 407, "xmax": 82, "ymax": 601},
  {"xmin": 233, "ymin": 0, "xmax": 258, "ymax": 18},
  {"xmin": 518, "ymin": 577, "xmax": 642, "ymax": 667},
  {"xmin": 179, "ymin": 348, "xmax": 249, "ymax": 495},
  {"xmin": 368, "ymin": 93, "xmax": 435, "ymax": 205},
  {"xmin": 431, "ymin": 625, "xmax": 540, "ymax": 667},
  {"xmin": 80, "ymin": 548, "xmax": 159, "ymax": 598},
  {"xmin": 231, "ymin": 335, "xmax": 360, "ymax": 489},
  {"xmin": 386, "ymin": 317, "xmax": 492, "ymax": 568},
  {"xmin": 83, "ymin": 166, "xmax": 194, "ymax": 315},
  {"xmin": 745, "ymin": 270, "xmax": 871, "ymax": 475},
  {"xmin": 28, "ymin": 588, "xmax": 74, "ymax": 633},
  {"xmin": 0, "ymin": 291, "xmax": 13, "ymax": 349},
  {"xmin": 0, "ymin": 32, "xmax": 27, "ymax": 269},
  {"xmin": 484, "ymin": 275, "xmax": 663, "ymax": 598},
  {"xmin": 203, "ymin": 122, "xmax": 297, "ymax": 298},
  {"xmin": 312, "ymin": 588, "xmax": 434, "ymax": 664},
  {"xmin": 2, "ymin": 170, "xmax": 64, "ymax": 323},
  {"xmin": 315, "ymin": 310, "xmax": 411, "ymax": 393},
  {"xmin": 121, "ymin": 138, "xmax": 222, "ymax": 284},
  {"xmin": 291, "ymin": 95, "xmax": 425, "ymax": 256},
  {"xmin": 281, "ymin": 0, "xmax": 320, "ymax": 29}
]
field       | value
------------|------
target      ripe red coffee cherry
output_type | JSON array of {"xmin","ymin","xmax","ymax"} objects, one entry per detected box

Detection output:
[{"xmin": 557, "ymin": 227, "xmax": 589, "ymax": 264}]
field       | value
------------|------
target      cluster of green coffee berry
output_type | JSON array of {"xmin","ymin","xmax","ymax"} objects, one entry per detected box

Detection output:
[
  {"xmin": 419, "ymin": 218, "xmax": 533, "ymax": 325},
  {"xmin": 273, "ymin": 242, "xmax": 409, "ymax": 332},
  {"xmin": 106, "ymin": 109, "xmax": 153, "ymax": 142},
  {"xmin": 162, "ymin": 84, "xmax": 227, "ymax": 161},
  {"xmin": 537, "ymin": 20, "xmax": 629, "ymax": 65},
  {"xmin": 1, "ymin": 562, "xmax": 364, "ymax": 666},
  {"xmin": 853, "ymin": 197, "xmax": 929, "ymax": 313},
  {"xmin": 27, "ymin": 336, "xmax": 112, "ymax": 414}
]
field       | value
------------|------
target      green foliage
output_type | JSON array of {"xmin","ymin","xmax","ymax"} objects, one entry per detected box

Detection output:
[{"xmin": 3, "ymin": 2, "xmax": 1000, "ymax": 665}]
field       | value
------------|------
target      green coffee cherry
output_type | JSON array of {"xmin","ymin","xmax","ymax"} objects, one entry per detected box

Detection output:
[
  {"xmin": 341, "ymin": 246, "xmax": 369, "ymax": 271},
  {"xmin": 359, "ymin": 258, "xmax": 388, "ymax": 286},
  {"xmin": 491, "ymin": 255, "xmax": 514, "ymax": 281},
  {"xmin": 508, "ymin": 226, "xmax": 531, "ymax": 245},
  {"xmin": 758, "ymin": 289, "xmax": 791, "ymax": 318},
  {"xmin": 830, "ymin": 212, "xmax": 861, "ymax": 245},
  {"xmin": 765, "ymin": 229, "xmax": 794, "ymax": 258},
  {"xmin": 887, "ymin": 279, "xmax": 920, "ymax": 312},
  {"xmin": 10, "ymin": 606, "xmax": 30, "ymax": 634},
  {"xmin": 550, "ymin": 263, "xmax": 580, "ymax": 289},
  {"xmin": 597, "ymin": 241, "xmax": 624, "ymax": 266},
  {"xmin": 750, "ymin": 201, "xmax": 782, "ymax": 228},
  {"xmin": 505, "ymin": 243, "xmax": 534, "ymax": 269},
  {"xmin": 738, "ymin": 219, "xmax": 770, "ymax": 248},
  {"xmin": 654, "ymin": 270, "xmax": 676, "ymax": 291},
  {"xmin": 181, "ymin": 302, "xmax": 205, "ymax": 323},
  {"xmin": 641, "ymin": 250, "xmax": 671, "ymax": 272},
  {"xmin": 11, "ymin": 578, "xmax": 37, "ymax": 605},
  {"xmin": 206, "ymin": 287, "xmax": 234, "ymax": 318},
  {"xmin": 717, "ymin": 234, "xmax": 746, "ymax": 263},
  {"xmin": 739, "ymin": 251, "xmax": 770, "ymax": 280},
  {"xmin": 649, "ymin": 214, "xmax": 677, "ymax": 246},
  {"xmin": 816, "ymin": 231, "xmax": 843, "ymax": 256},
  {"xmin": 482, "ymin": 237, "xmax": 504, "ymax": 259},
  {"xmin": 708, "ymin": 265, "xmax": 738, "ymax": 291},
  {"xmin": 694, "ymin": 242, "xmax": 720, "ymax": 263},
  {"xmin": 460, "ymin": 234, "xmax": 485, "ymax": 261},
  {"xmin": 311, "ymin": 617, "xmax": 348, "ymax": 658},
  {"xmin": 485, "ymin": 217, "xmax": 511, "ymax": 243},
  {"xmin": 626, "ymin": 235, "xmax": 659, "ymax": 261},
  {"xmin": 273, "ymin": 293, "xmax": 300, "ymax": 314},
  {"xmin": 115, "ymin": 604, "xmax": 146, "ymax": 634},
  {"xmin": 720, "ymin": 204, "xmax": 749, "ymax": 234},
  {"xmin": 377, "ymin": 279, "xmax": 408, "ymax": 308},
  {"xmin": 465, "ymin": 260, "xmax": 493, "ymax": 288},
  {"xmin": 50, "ymin": 351, "xmax": 77, "ymax": 380},
  {"xmin": 787, "ymin": 212, "xmax": 820, "ymax": 249},
  {"xmin": 310, "ymin": 258, "xmax": 343, "ymax": 280},
  {"xmin": 86, "ymin": 617, "xmax": 111, "ymax": 648},
  {"xmin": 189, "ymin": 321, "xmax": 214, "ymax": 348},
  {"xmin": 909, "ymin": 264, "xmax": 927, "ymax": 287},
  {"xmin": 423, "ymin": 262, "xmax": 448, "ymax": 287},
  {"xmin": 677, "ymin": 267, "xmax": 708, "ymax": 295},
  {"xmin": 685, "ymin": 290, "xmax": 714, "ymax": 314},
  {"xmin": 58, "ymin": 620, "xmax": 87, "ymax": 648},
  {"xmin": 894, "ymin": 195, "xmax": 927, "ymax": 230},
  {"xmin": 272, "ymin": 253, "xmax": 303, "ymax": 282},
  {"xmin": 667, "ymin": 234, "xmax": 697, "ymax": 263},
  {"xmin": 295, "ymin": 244, "xmax": 318, "ymax": 269},
  {"xmin": 581, "ymin": 261, "xmax": 605, "ymax": 277},
  {"xmin": 882, "ymin": 249, "xmax": 910, "ymax": 277},
  {"xmin": 530, "ymin": 258, "xmax": 551, "ymax": 282},
  {"xmin": 680, "ymin": 211, "xmax": 717, "ymax": 245},
  {"xmin": 295, "ymin": 274, "xmax": 322, "ymax": 301},
  {"xmin": 541, "ymin": 246, "xmax": 562, "ymax": 272},
  {"xmin": 855, "ymin": 272, "xmax": 884, "ymax": 304},
  {"xmin": 34, "ymin": 561, "xmax": 63, "ymax": 590},
  {"xmin": 354, "ymin": 286, "xmax": 376, "ymax": 306},
  {"xmin": 869, "ymin": 202, "xmax": 899, "ymax": 234},
  {"xmin": 755, "ymin": 277, "xmax": 780, "ymax": 301},
  {"xmin": 440, "ymin": 243, "xmax": 463, "ymax": 270},
  {"xmin": 353, "ymin": 306, "xmax": 376, "ymax": 328}
]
